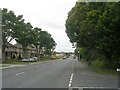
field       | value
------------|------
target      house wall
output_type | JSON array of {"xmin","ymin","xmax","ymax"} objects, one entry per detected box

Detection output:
[{"xmin": 5, "ymin": 44, "xmax": 37, "ymax": 60}]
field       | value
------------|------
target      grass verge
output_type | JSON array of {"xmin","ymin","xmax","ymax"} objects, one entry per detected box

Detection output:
[
  {"xmin": 0, "ymin": 64, "xmax": 10, "ymax": 67},
  {"xmin": 2, "ymin": 59, "xmax": 37, "ymax": 64},
  {"xmin": 90, "ymin": 66, "xmax": 117, "ymax": 75},
  {"xmin": 89, "ymin": 58, "xmax": 118, "ymax": 75},
  {"xmin": 2, "ymin": 58, "xmax": 60, "ymax": 65}
]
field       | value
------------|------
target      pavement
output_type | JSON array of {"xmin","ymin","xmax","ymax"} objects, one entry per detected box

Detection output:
[
  {"xmin": 0, "ymin": 64, "xmax": 27, "ymax": 70},
  {"xmin": 72, "ymin": 60, "xmax": 118, "ymax": 88},
  {"xmin": 0, "ymin": 60, "xmax": 56, "ymax": 70},
  {"xmin": 1, "ymin": 56, "xmax": 119, "ymax": 89}
]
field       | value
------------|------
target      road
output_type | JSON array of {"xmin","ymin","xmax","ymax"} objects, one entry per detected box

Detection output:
[{"xmin": 2, "ymin": 56, "xmax": 118, "ymax": 88}]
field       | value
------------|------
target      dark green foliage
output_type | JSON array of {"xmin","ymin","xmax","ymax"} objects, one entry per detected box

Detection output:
[
  {"xmin": 2, "ymin": 8, "xmax": 24, "ymax": 61},
  {"xmin": 66, "ymin": 2, "xmax": 120, "ymax": 69},
  {"xmin": 32, "ymin": 28, "xmax": 56, "ymax": 57},
  {"xmin": 2, "ymin": 8, "xmax": 56, "ymax": 59}
]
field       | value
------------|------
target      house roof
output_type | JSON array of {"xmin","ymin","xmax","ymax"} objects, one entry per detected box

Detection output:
[
  {"xmin": 14, "ymin": 44, "xmax": 22, "ymax": 48},
  {"xmin": 14, "ymin": 43, "xmax": 36, "ymax": 50}
]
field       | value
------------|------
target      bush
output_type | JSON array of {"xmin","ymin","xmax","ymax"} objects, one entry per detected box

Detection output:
[{"xmin": 91, "ymin": 58, "xmax": 107, "ymax": 68}]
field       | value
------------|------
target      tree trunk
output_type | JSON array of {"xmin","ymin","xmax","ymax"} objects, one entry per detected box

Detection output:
[
  {"xmin": 103, "ymin": 50, "xmax": 113, "ymax": 68},
  {"xmin": 37, "ymin": 49, "xmax": 40, "ymax": 61},
  {"xmin": 2, "ymin": 33, "xmax": 6, "ymax": 63},
  {"xmin": 2, "ymin": 45, "xmax": 6, "ymax": 63},
  {"xmin": 36, "ymin": 45, "xmax": 40, "ymax": 61},
  {"xmin": 22, "ymin": 46, "xmax": 28, "ymax": 59}
]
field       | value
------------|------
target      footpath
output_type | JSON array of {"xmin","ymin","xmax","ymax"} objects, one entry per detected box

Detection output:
[
  {"xmin": 72, "ymin": 60, "xmax": 118, "ymax": 88},
  {"xmin": 0, "ymin": 59, "xmax": 61, "ymax": 70},
  {"xmin": 0, "ymin": 64, "xmax": 27, "ymax": 70},
  {"xmin": 0, "ymin": 61, "xmax": 42, "ymax": 70}
]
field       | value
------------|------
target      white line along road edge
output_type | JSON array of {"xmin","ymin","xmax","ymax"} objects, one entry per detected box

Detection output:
[
  {"xmin": 16, "ymin": 72, "xmax": 25, "ymax": 75},
  {"xmin": 68, "ymin": 73, "xmax": 74, "ymax": 87}
]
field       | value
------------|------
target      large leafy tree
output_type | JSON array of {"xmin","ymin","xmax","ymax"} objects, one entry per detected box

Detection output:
[
  {"xmin": 2, "ymin": 8, "xmax": 24, "ymax": 61},
  {"xmin": 2, "ymin": 8, "xmax": 56, "ymax": 60},
  {"xmin": 32, "ymin": 28, "xmax": 56, "ymax": 60},
  {"xmin": 14, "ymin": 21, "xmax": 33, "ymax": 58},
  {"xmin": 41, "ymin": 31, "xmax": 56, "ymax": 55},
  {"xmin": 39, "ymin": 31, "xmax": 56, "ymax": 51},
  {"xmin": 66, "ymin": 2, "xmax": 120, "ymax": 68},
  {"xmin": 31, "ymin": 27, "xmax": 42, "ymax": 60}
]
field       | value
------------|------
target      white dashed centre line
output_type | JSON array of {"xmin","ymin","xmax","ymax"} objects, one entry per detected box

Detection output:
[
  {"xmin": 68, "ymin": 73, "xmax": 74, "ymax": 87},
  {"xmin": 16, "ymin": 72, "xmax": 25, "ymax": 75}
]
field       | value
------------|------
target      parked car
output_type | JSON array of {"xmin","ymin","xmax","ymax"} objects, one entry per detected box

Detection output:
[
  {"xmin": 32, "ymin": 57, "xmax": 38, "ymax": 60},
  {"xmin": 22, "ymin": 58, "xmax": 37, "ymax": 62},
  {"xmin": 62, "ymin": 56, "xmax": 67, "ymax": 59}
]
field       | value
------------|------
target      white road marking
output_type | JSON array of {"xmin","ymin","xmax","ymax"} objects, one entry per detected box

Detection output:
[
  {"xmin": 70, "ymin": 78, "xmax": 72, "ymax": 81},
  {"xmin": 68, "ymin": 84, "xmax": 71, "ymax": 87},
  {"xmin": 68, "ymin": 73, "xmax": 74, "ymax": 87},
  {"xmin": 69, "ymin": 87, "xmax": 118, "ymax": 90},
  {"xmin": 16, "ymin": 72, "xmax": 25, "ymax": 75}
]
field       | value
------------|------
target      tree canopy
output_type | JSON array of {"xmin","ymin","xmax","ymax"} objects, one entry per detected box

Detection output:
[
  {"xmin": 2, "ymin": 8, "xmax": 56, "ymax": 60},
  {"xmin": 66, "ymin": 2, "xmax": 120, "ymax": 69}
]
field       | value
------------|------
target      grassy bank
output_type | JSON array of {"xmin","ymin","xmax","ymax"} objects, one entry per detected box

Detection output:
[
  {"xmin": 89, "ymin": 59, "xmax": 118, "ymax": 75},
  {"xmin": 2, "ymin": 59, "xmax": 37, "ymax": 64},
  {"xmin": 90, "ymin": 66, "xmax": 117, "ymax": 75},
  {"xmin": 80, "ymin": 58, "xmax": 117, "ymax": 75},
  {"xmin": 0, "ymin": 64, "xmax": 11, "ymax": 67},
  {"xmin": 2, "ymin": 55, "xmax": 62, "ymax": 65}
]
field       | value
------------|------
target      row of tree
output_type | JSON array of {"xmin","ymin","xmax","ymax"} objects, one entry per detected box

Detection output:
[
  {"xmin": 2, "ymin": 8, "xmax": 56, "ymax": 62},
  {"xmin": 65, "ymin": 2, "xmax": 120, "ymax": 69}
]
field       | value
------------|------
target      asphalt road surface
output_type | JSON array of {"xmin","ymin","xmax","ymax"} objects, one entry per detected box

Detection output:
[{"xmin": 2, "ymin": 56, "xmax": 118, "ymax": 88}]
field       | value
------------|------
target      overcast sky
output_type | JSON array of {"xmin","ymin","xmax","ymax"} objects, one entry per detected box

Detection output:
[{"xmin": 1, "ymin": 0, "xmax": 77, "ymax": 52}]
